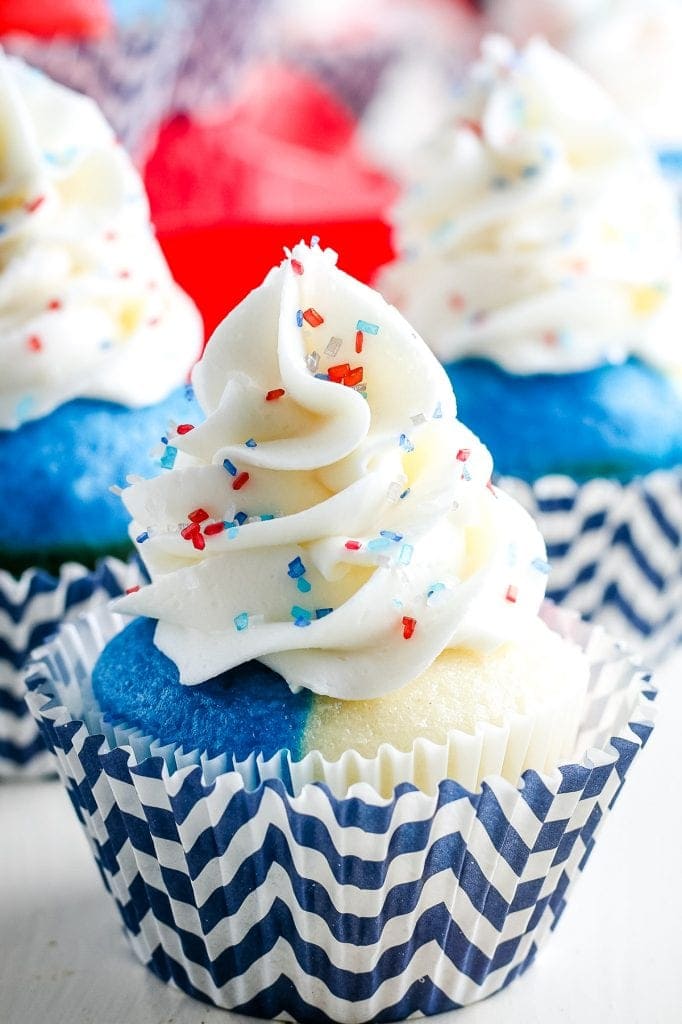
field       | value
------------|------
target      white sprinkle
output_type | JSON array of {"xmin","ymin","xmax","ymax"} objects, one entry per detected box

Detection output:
[{"xmin": 325, "ymin": 336, "xmax": 343, "ymax": 358}]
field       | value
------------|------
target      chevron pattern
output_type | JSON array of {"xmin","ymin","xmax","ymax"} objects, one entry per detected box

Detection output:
[
  {"xmin": 24, "ymin": 607, "xmax": 655, "ymax": 1021},
  {"xmin": 0, "ymin": 558, "xmax": 138, "ymax": 776},
  {"xmin": 500, "ymin": 469, "xmax": 682, "ymax": 664}
]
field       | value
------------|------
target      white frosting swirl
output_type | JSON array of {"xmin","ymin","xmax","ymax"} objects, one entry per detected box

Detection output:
[
  {"xmin": 378, "ymin": 35, "xmax": 682, "ymax": 375},
  {"xmin": 0, "ymin": 53, "xmax": 201, "ymax": 430},
  {"xmin": 116, "ymin": 241, "xmax": 550, "ymax": 700}
]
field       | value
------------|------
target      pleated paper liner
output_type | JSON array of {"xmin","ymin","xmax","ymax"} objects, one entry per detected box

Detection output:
[
  {"xmin": 24, "ymin": 604, "xmax": 656, "ymax": 1022},
  {"xmin": 0, "ymin": 557, "xmax": 139, "ymax": 776},
  {"xmin": 500, "ymin": 467, "xmax": 682, "ymax": 664}
]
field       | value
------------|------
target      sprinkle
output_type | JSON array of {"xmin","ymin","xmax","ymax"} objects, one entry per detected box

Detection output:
[
  {"xmin": 399, "ymin": 433, "xmax": 414, "ymax": 453},
  {"xmin": 181, "ymin": 523, "xmax": 205, "ymax": 550},
  {"xmin": 126, "ymin": 474, "xmax": 144, "ymax": 485},
  {"xmin": 135, "ymin": 531, "xmax": 149, "ymax": 544},
  {"xmin": 456, "ymin": 448, "xmax": 471, "ymax": 462},
  {"xmin": 521, "ymin": 164, "xmax": 539, "ymax": 178},
  {"xmin": 234, "ymin": 612, "xmax": 249, "ymax": 632},
  {"xmin": 356, "ymin": 319, "xmax": 379, "ymax": 335},
  {"xmin": 491, "ymin": 176, "xmax": 510, "ymax": 190},
  {"xmin": 223, "ymin": 458, "xmax": 238, "ymax": 477},
  {"xmin": 345, "ymin": 540, "xmax": 361, "ymax": 550},
  {"xmin": 411, "ymin": 413, "xmax": 426, "ymax": 426},
  {"xmin": 176, "ymin": 423, "xmax": 194, "ymax": 435},
  {"xmin": 462, "ymin": 465, "xmax": 472, "ymax": 482},
  {"xmin": 47, "ymin": 299, "xmax": 62, "ymax": 311},
  {"xmin": 125, "ymin": 586, "xmax": 140, "ymax": 595},
  {"xmin": 296, "ymin": 309, "xmax": 304, "ymax": 328},
  {"xmin": 188, "ymin": 508, "xmax": 209, "ymax": 524},
  {"xmin": 486, "ymin": 480, "xmax": 497, "ymax": 498},
  {"xmin": 26, "ymin": 335, "xmax": 42, "ymax": 352},
  {"xmin": 24, "ymin": 194, "xmax": 45, "ymax": 213},
  {"xmin": 266, "ymin": 388, "xmax": 285, "ymax": 401},
  {"xmin": 291, "ymin": 605, "xmax": 312, "ymax": 627},
  {"xmin": 287, "ymin": 556, "xmax": 306, "ymax": 579},
  {"xmin": 402, "ymin": 616, "xmax": 417, "ymax": 640},
  {"xmin": 160, "ymin": 446, "xmax": 177, "ymax": 469},
  {"xmin": 297, "ymin": 578, "xmax": 312, "ymax": 593},
  {"xmin": 109, "ymin": 485, "xmax": 123, "ymax": 496},
  {"xmin": 505, "ymin": 585, "xmax": 518, "ymax": 604},
  {"xmin": 398, "ymin": 544, "xmax": 413, "ymax": 566},
  {"xmin": 224, "ymin": 522, "xmax": 239, "ymax": 539},
  {"xmin": 315, "ymin": 607, "xmax": 333, "ymax": 619},
  {"xmin": 400, "ymin": 488, "xmax": 411, "ymax": 500},
  {"xmin": 244, "ymin": 438, "xmax": 258, "ymax": 448},
  {"xmin": 306, "ymin": 351, "xmax": 320, "ymax": 373},
  {"xmin": 345, "ymin": 366, "xmax": 364, "ymax": 388},
  {"xmin": 204, "ymin": 522, "xmax": 225, "ymax": 536},
  {"xmin": 291, "ymin": 258, "xmax": 304, "ymax": 275},
  {"xmin": 234, "ymin": 511, "xmax": 248, "ymax": 525},
  {"xmin": 325, "ymin": 336, "xmax": 342, "ymax": 358},
  {"xmin": 311, "ymin": 235, "xmax": 320, "ymax": 246},
  {"xmin": 355, "ymin": 330, "xmax": 364, "ymax": 353},
  {"xmin": 426, "ymin": 583, "xmax": 446, "ymax": 605},
  {"xmin": 315, "ymin": 373, "xmax": 330, "ymax": 381},
  {"xmin": 433, "ymin": 402, "xmax": 442, "ymax": 419},
  {"xmin": 387, "ymin": 482, "xmax": 403, "ymax": 503},
  {"xmin": 260, "ymin": 513, "xmax": 275, "ymax": 521},
  {"xmin": 184, "ymin": 384, "xmax": 194, "ymax": 401},
  {"xmin": 303, "ymin": 308, "xmax": 324, "ymax": 327},
  {"xmin": 449, "ymin": 294, "xmax": 465, "ymax": 312},
  {"xmin": 328, "ymin": 362, "xmax": 350, "ymax": 383},
  {"xmin": 368, "ymin": 536, "xmax": 391, "ymax": 551},
  {"xmin": 380, "ymin": 530, "xmax": 403, "ymax": 543},
  {"xmin": 532, "ymin": 557, "xmax": 551, "ymax": 575}
]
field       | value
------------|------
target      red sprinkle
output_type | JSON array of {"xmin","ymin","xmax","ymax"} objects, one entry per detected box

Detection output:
[
  {"xmin": 402, "ymin": 616, "xmax": 417, "ymax": 640},
  {"xmin": 486, "ymin": 480, "xmax": 497, "ymax": 497},
  {"xmin": 459, "ymin": 118, "xmax": 483, "ymax": 137},
  {"xmin": 176, "ymin": 423, "xmax": 194, "ymax": 434},
  {"xmin": 188, "ymin": 508, "xmax": 209, "ymax": 524},
  {"xmin": 266, "ymin": 388, "xmax": 286, "ymax": 402},
  {"xmin": 47, "ymin": 299, "xmax": 62, "ymax": 311},
  {"xmin": 24, "ymin": 195, "xmax": 45, "ymax": 214},
  {"xmin": 345, "ymin": 540, "xmax": 361, "ymax": 550},
  {"xmin": 303, "ymin": 307, "xmax": 324, "ymax": 327},
  {"xmin": 204, "ymin": 522, "xmax": 225, "ymax": 536},
  {"xmin": 26, "ymin": 335, "xmax": 42, "ymax": 352},
  {"xmin": 291, "ymin": 259, "xmax": 304, "ymax": 275},
  {"xmin": 355, "ymin": 330, "xmax": 364, "ymax": 354},
  {"xmin": 118, "ymin": 269, "xmax": 131, "ymax": 279},
  {"xmin": 328, "ymin": 362, "xmax": 351, "ymax": 383},
  {"xmin": 344, "ymin": 366, "xmax": 364, "ymax": 388},
  {"xmin": 542, "ymin": 330, "xmax": 558, "ymax": 346},
  {"xmin": 181, "ymin": 522, "xmax": 205, "ymax": 550},
  {"xmin": 449, "ymin": 293, "xmax": 465, "ymax": 312},
  {"xmin": 456, "ymin": 448, "xmax": 471, "ymax": 462},
  {"xmin": 505, "ymin": 585, "xmax": 518, "ymax": 604},
  {"xmin": 125, "ymin": 585, "xmax": 140, "ymax": 595},
  {"xmin": 105, "ymin": 230, "xmax": 117, "ymax": 241},
  {"xmin": 233, "ymin": 471, "xmax": 250, "ymax": 491}
]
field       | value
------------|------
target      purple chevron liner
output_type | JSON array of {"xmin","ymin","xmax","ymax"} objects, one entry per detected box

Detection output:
[
  {"xmin": 0, "ymin": 558, "xmax": 139, "ymax": 777},
  {"xmin": 24, "ymin": 604, "xmax": 656, "ymax": 1022},
  {"xmin": 500, "ymin": 468, "xmax": 682, "ymax": 665}
]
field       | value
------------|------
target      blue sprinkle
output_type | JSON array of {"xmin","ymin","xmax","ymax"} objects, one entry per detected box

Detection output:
[
  {"xmin": 260, "ymin": 513, "xmax": 275, "ymax": 521},
  {"xmin": 234, "ymin": 511, "xmax": 248, "ymax": 526},
  {"xmin": 311, "ymin": 235, "xmax": 320, "ymax": 246},
  {"xmin": 314, "ymin": 372, "xmax": 330, "ymax": 380},
  {"xmin": 368, "ymin": 537, "xmax": 391, "ymax": 551},
  {"xmin": 234, "ymin": 612, "xmax": 249, "ymax": 632},
  {"xmin": 356, "ymin": 319, "xmax": 379, "ymax": 335},
  {"xmin": 398, "ymin": 544, "xmax": 413, "ymax": 566},
  {"xmin": 380, "ymin": 530, "xmax": 403, "ymax": 543},
  {"xmin": 491, "ymin": 176, "xmax": 509, "ymax": 189},
  {"xmin": 400, "ymin": 488, "xmax": 411, "ymax": 500},
  {"xmin": 521, "ymin": 164, "xmax": 539, "ymax": 178},
  {"xmin": 161, "ymin": 435, "xmax": 168, "ymax": 445},
  {"xmin": 287, "ymin": 556, "xmax": 306, "ymax": 579},
  {"xmin": 0, "ymin": 223, "xmax": 6, "ymax": 235},
  {"xmin": 297, "ymin": 578, "xmax": 312, "ymax": 593},
  {"xmin": 399, "ymin": 433, "xmax": 415, "ymax": 453},
  {"xmin": 296, "ymin": 309, "xmax": 304, "ymax": 327},
  {"xmin": 224, "ymin": 522, "xmax": 239, "ymax": 539},
  {"xmin": 245, "ymin": 438, "xmax": 258, "ymax": 448},
  {"xmin": 135, "ymin": 531, "xmax": 149, "ymax": 544},
  {"xmin": 184, "ymin": 384, "xmax": 194, "ymax": 401},
  {"xmin": 315, "ymin": 608, "xmax": 333, "ymax": 619},
  {"xmin": 532, "ymin": 557, "xmax": 551, "ymax": 575},
  {"xmin": 426, "ymin": 582, "xmax": 445, "ymax": 604},
  {"xmin": 160, "ymin": 445, "xmax": 177, "ymax": 469},
  {"xmin": 433, "ymin": 402, "xmax": 442, "ymax": 419},
  {"xmin": 291, "ymin": 605, "xmax": 312, "ymax": 625},
  {"xmin": 294, "ymin": 617, "xmax": 311, "ymax": 628},
  {"xmin": 462, "ymin": 465, "xmax": 472, "ymax": 482},
  {"xmin": 223, "ymin": 458, "xmax": 238, "ymax": 477}
]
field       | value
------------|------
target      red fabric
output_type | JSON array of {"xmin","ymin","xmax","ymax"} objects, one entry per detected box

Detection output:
[
  {"xmin": 0, "ymin": 0, "xmax": 110, "ymax": 39},
  {"xmin": 144, "ymin": 63, "xmax": 398, "ymax": 339}
]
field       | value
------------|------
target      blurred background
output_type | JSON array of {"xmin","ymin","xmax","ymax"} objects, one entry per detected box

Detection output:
[{"xmin": 5, "ymin": 0, "xmax": 679, "ymax": 337}]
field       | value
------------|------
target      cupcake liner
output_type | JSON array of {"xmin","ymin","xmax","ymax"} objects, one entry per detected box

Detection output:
[
  {"xmin": 500, "ymin": 468, "xmax": 682, "ymax": 664},
  {"xmin": 0, "ymin": 558, "xmax": 140, "ymax": 777},
  {"xmin": 24, "ymin": 603, "xmax": 655, "ymax": 1021}
]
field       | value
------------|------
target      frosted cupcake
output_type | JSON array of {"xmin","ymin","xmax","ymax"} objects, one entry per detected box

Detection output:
[
  {"xmin": 0, "ymin": 53, "xmax": 202, "ymax": 773},
  {"xmin": 377, "ymin": 36, "xmax": 682, "ymax": 658},
  {"xmin": 25, "ymin": 242, "xmax": 655, "ymax": 1018}
]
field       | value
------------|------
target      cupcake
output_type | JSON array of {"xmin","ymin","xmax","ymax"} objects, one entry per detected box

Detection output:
[
  {"xmin": 25, "ymin": 241, "xmax": 655, "ymax": 1018},
  {"xmin": 0, "ymin": 52, "xmax": 202, "ymax": 773},
  {"xmin": 377, "ymin": 36, "xmax": 682, "ymax": 659}
]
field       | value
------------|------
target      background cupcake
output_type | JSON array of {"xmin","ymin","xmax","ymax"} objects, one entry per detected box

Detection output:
[
  {"xmin": 0, "ymin": 52, "xmax": 202, "ymax": 774},
  {"xmin": 377, "ymin": 35, "xmax": 682, "ymax": 660},
  {"xmin": 24, "ymin": 241, "xmax": 656, "ymax": 1018}
]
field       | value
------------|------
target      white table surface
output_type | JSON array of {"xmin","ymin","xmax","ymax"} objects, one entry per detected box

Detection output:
[{"xmin": 2, "ymin": 652, "xmax": 681, "ymax": 1024}]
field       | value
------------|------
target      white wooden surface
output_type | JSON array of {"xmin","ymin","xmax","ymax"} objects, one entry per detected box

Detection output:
[{"xmin": 1, "ymin": 652, "xmax": 681, "ymax": 1024}]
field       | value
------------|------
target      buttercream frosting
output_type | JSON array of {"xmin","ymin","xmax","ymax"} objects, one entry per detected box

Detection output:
[
  {"xmin": 115, "ymin": 241, "xmax": 550, "ymax": 700},
  {"xmin": 0, "ymin": 53, "xmax": 201, "ymax": 430},
  {"xmin": 378, "ymin": 35, "xmax": 682, "ymax": 375}
]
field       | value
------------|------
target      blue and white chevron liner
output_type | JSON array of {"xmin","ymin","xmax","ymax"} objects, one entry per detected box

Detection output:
[
  {"xmin": 24, "ymin": 605, "xmax": 656, "ymax": 1021},
  {"xmin": 0, "ymin": 558, "xmax": 139, "ymax": 777},
  {"xmin": 501, "ymin": 468, "xmax": 682, "ymax": 664}
]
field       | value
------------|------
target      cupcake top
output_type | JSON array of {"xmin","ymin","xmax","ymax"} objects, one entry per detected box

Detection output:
[
  {"xmin": 0, "ymin": 52, "xmax": 201, "ymax": 430},
  {"xmin": 378, "ymin": 35, "xmax": 682, "ymax": 375},
  {"xmin": 116, "ymin": 240, "xmax": 550, "ymax": 700}
]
